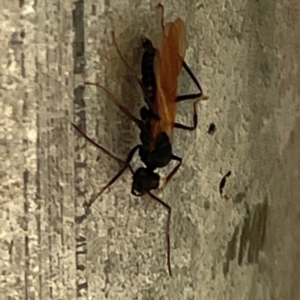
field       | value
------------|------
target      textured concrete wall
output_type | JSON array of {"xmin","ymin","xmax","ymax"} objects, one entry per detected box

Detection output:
[{"xmin": 1, "ymin": 0, "xmax": 299, "ymax": 299}]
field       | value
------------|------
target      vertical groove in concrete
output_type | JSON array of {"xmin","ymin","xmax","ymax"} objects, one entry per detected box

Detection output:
[
  {"xmin": 34, "ymin": 0, "xmax": 76, "ymax": 299},
  {"xmin": 72, "ymin": 1, "xmax": 89, "ymax": 299}
]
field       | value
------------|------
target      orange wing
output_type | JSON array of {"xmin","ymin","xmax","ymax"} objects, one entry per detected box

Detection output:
[{"xmin": 151, "ymin": 18, "xmax": 188, "ymax": 142}]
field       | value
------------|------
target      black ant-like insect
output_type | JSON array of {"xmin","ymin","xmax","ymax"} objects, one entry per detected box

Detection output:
[{"xmin": 73, "ymin": 4, "xmax": 208, "ymax": 276}]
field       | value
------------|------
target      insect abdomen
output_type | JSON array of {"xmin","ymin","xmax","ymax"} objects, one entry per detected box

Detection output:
[{"xmin": 141, "ymin": 37, "xmax": 156, "ymax": 103}]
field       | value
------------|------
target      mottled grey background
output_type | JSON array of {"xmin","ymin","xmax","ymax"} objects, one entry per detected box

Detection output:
[{"xmin": 0, "ymin": 0, "xmax": 299, "ymax": 299}]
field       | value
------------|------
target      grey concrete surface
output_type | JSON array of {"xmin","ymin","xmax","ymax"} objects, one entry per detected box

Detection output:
[{"xmin": 0, "ymin": 0, "xmax": 299, "ymax": 299}]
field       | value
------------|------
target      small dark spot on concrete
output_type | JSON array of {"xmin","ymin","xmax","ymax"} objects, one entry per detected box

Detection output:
[
  {"xmin": 77, "ymin": 264, "xmax": 85, "ymax": 271},
  {"xmin": 107, "ymin": 227, "xmax": 114, "ymax": 238},
  {"xmin": 75, "ymin": 214, "xmax": 87, "ymax": 224},
  {"xmin": 17, "ymin": 215, "xmax": 27, "ymax": 231},
  {"xmin": 10, "ymin": 32, "xmax": 23, "ymax": 45},
  {"xmin": 91, "ymin": 4, "xmax": 96, "ymax": 15},
  {"xmin": 244, "ymin": 201, "xmax": 251, "ymax": 216},
  {"xmin": 104, "ymin": 258, "xmax": 113, "ymax": 277},
  {"xmin": 208, "ymin": 123, "xmax": 216, "ymax": 135},
  {"xmin": 77, "ymin": 281, "xmax": 88, "ymax": 296},
  {"xmin": 223, "ymin": 261, "xmax": 229, "ymax": 277},
  {"xmin": 204, "ymin": 200, "xmax": 210, "ymax": 210},
  {"xmin": 76, "ymin": 242, "xmax": 86, "ymax": 248},
  {"xmin": 21, "ymin": 53, "xmax": 26, "ymax": 78},
  {"xmin": 234, "ymin": 192, "xmax": 246, "ymax": 203},
  {"xmin": 211, "ymin": 266, "xmax": 217, "ymax": 280},
  {"xmin": 74, "ymin": 161, "xmax": 87, "ymax": 168},
  {"xmin": 8, "ymin": 240, "xmax": 14, "ymax": 257},
  {"xmin": 23, "ymin": 169, "xmax": 29, "ymax": 189},
  {"xmin": 20, "ymin": 30, "xmax": 25, "ymax": 39},
  {"xmin": 22, "ymin": 139, "xmax": 29, "ymax": 151},
  {"xmin": 0, "ymin": 171, "xmax": 6, "ymax": 180},
  {"xmin": 76, "ymin": 236, "xmax": 86, "ymax": 243}
]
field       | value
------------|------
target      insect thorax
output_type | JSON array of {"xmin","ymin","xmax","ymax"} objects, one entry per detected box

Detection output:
[{"xmin": 139, "ymin": 131, "xmax": 172, "ymax": 170}]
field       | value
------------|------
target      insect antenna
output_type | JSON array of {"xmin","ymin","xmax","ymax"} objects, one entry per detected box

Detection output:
[
  {"xmin": 147, "ymin": 191, "xmax": 172, "ymax": 277},
  {"xmin": 111, "ymin": 31, "xmax": 145, "ymax": 89},
  {"xmin": 72, "ymin": 123, "xmax": 125, "ymax": 164},
  {"xmin": 84, "ymin": 81, "xmax": 143, "ymax": 129}
]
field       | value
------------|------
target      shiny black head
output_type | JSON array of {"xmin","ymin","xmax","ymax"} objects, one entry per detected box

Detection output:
[{"xmin": 131, "ymin": 167, "xmax": 160, "ymax": 196}]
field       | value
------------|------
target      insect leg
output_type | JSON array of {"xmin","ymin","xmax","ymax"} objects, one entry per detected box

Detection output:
[
  {"xmin": 173, "ymin": 99, "xmax": 202, "ymax": 131},
  {"xmin": 72, "ymin": 123, "xmax": 125, "ymax": 164},
  {"xmin": 176, "ymin": 61, "xmax": 209, "ymax": 102},
  {"xmin": 72, "ymin": 122, "xmax": 141, "ymax": 206},
  {"xmin": 165, "ymin": 154, "xmax": 182, "ymax": 184},
  {"xmin": 147, "ymin": 191, "xmax": 172, "ymax": 277},
  {"xmin": 84, "ymin": 81, "xmax": 144, "ymax": 130},
  {"xmin": 219, "ymin": 171, "xmax": 232, "ymax": 198},
  {"xmin": 84, "ymin": 145, "xmax": 140, "ymax": 207},
  {"xmin": 174, "ymin": 61, "xmax": 208, "ymax": 130}
]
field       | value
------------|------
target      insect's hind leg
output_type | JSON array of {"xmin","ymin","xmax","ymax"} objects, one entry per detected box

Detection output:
[
  {"xmin": 174, "ymin": 99, "xmax": 204, "ymax": 131},
  {"xmin": 175, "ymin": 61, "xmax": 208, "ymax": 131},
  {"xmin": 148, "ymin": 191, "xmax": 172, "ymax": 277},
  {"xmin": 176, "ymin": 61, "xmax": 208, "ymax": 102}
]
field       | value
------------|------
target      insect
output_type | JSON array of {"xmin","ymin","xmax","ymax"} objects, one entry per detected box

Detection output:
[{"xmin": 73, "ymin": 4, "xmax": 208, "ymax": 276}]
